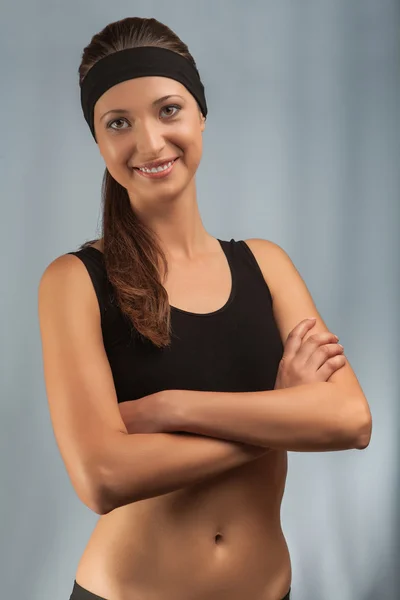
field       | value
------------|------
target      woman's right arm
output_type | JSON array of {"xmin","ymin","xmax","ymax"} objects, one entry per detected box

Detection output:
[
  {"xmin": 100, "ymin": 431, "xmax": 266, "ymax": 513},
  {"xmin": 38, "ymin": 255, "xmax": 268, "ymax": 515}
]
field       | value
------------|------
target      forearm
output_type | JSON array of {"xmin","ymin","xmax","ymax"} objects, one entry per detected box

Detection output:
[
  {"xmin": 97, "ymin": 431, "xmax": 268, "ymax": 514},
  {"xmin": 168, "ymin": 382, "xmax": 368, "ymax": 452}
]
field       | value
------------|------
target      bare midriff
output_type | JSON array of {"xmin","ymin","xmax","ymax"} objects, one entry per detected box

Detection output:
[{"xmin": 75, "ymin": 449, "xmax": 292, "ymax": 600}]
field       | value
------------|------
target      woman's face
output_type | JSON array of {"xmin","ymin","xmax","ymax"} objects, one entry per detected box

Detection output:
[{"xmin": 93, "ymin": 76, "xmax": 206, "ymax": 207}]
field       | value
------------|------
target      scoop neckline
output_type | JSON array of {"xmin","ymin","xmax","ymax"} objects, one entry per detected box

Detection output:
[{"xmin": 84, "ymin": 239, "xmax": 236, "ymax": 318}]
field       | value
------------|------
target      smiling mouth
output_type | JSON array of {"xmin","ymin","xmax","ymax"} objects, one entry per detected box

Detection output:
[
  {"xmin": 134, "ymin": 157, "xmax": 178, "ymax": 171},
  {"xmin": 133, "ymin": 157, "xmax": 180, "ymax": 179}
]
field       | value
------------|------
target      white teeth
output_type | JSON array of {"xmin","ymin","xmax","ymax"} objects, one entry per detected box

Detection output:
[{"xmin": 138, "ymin": 160, "xmax": 174, "ymax": 173}]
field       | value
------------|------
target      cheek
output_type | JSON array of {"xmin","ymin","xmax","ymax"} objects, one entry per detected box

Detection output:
[
  {"xmin": 189, "ymin": 134, "xmax": 203, "ymax": 168},
  {"xmin": 100, "ymin": 145, "xmax": 131, "ymax": 181},
  {"xmin": 102, "ymin": 141, "xmax": 129, "ymax": 164},
  {"xmin": 177, "ymin": 124, "xmax": 203, "ymax": 161}
]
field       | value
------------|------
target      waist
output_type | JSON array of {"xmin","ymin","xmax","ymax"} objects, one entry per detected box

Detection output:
[
  {"xmin": 76, "ymin": 453, "xmax": 290, "ymax": 599},
  {"xmin": 77, "ymin": 502, "xmax": 290, "ymax": 599}
]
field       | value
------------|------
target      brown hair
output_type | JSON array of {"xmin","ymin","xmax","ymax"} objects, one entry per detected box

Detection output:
[{"xmin": 77, "ymin": 17, "xmax": 205, "ymax": 347}]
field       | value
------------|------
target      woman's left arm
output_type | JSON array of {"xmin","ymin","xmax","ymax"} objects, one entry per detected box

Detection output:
[{"xmin": 162, "ymin": 240, "xmax": 372, "ymax": 452}]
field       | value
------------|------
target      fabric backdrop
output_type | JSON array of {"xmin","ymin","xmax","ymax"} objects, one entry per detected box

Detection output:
[{"xmin": 1, "ymin": 1, "xmax": 398, "ymax": 599}]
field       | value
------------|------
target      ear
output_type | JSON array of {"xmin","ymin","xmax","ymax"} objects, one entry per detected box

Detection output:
[{"xmin": 200, "ymin": 114, "xmax": 206, "ymax": 132}]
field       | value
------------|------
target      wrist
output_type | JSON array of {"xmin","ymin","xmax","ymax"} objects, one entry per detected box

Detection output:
[{"xmin": 161, "ymin": 389, "xmax": 187, "ymax": 432}]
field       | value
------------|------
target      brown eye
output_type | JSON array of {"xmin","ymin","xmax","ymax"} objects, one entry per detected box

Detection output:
[
  {"xmin": 107, "ymin": 118, "xmax": 129, "ymax": 130},
  {"xmin": 160, "ymin": 104, "xmax": 181, "ymax": 118}
]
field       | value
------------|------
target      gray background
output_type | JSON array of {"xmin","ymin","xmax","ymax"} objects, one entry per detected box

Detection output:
[{"xmin": 1, "ymin": 1, "xmax": 399, "ymax": 599}]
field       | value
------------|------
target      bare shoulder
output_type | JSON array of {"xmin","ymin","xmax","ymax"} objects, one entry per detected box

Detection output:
[
  {"xmin": 243, "ymin": 238, "xmax": 287, "ymax": 301},
  {"xmin": 243, "ymin": 236, "xmax": 334, "ymax": 338},
  {"xmin": 243, "ymin": 236, "xmax": 338, "ymax": 343},
  {"xmin": 38, "ymin": 251, "xmax": 101, "ymax": 312}
]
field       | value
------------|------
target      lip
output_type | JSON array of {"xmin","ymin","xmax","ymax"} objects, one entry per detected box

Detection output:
[
  {"xmin": 134, "ymin": 156, "xmax": 179, "ymax": 169},
  {"xmin": 134, "ymin": 157, "xmax": 179, "ymax": 179}
]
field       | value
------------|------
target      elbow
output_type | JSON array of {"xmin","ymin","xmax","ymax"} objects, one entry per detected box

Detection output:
[
  {"xmin": 354, "ymin": 415, "xmax": 372, "ymax": 450},
  {"xmin": 90, "ymin": 463, "xmax": 122, "ymax": 515},
  {"xmin": 347, "ymin": 404, "xmax": 373, "ymax": 450},
  {"xmin": 88, "ymin": 444, "xmax": 142, "ymax": 515},
  {"xmin": 80, "ymin": 474, "xmax": 109, "ymax": 515},
  {"xmin": 331, "ymin": 398, "xmax": 372, "ymax": 451},
  {"xmin": 72, "ymin": 431, "xmax": 137, "ymax": 514},
  {"xmin": 88, "ymin": 498, "xmax": 106, "ymax": 516},
  {"xmin": 82, "ymin": 457, "xmax": 121, "ymax": 516}
]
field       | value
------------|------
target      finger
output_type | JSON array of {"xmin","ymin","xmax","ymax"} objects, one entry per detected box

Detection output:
[
  {"xmin": 317, "ymin": 354, "xmax": 347, "ymax": 381},
  {"xmin": 283, "ymin": 318, "xmax": 318, "ymax": 359},
  {"xmin": 296, "ymin": 331, "xmax": 339, "ymax": 364},
  {"xmin": 306, "ymin": 342, "xmax": 344, "ymax": 370}
]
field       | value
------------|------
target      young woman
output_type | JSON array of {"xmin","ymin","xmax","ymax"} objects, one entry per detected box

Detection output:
[{"xmin": 37, "ymin": 16, "xmax": 372, "ymax": 600}]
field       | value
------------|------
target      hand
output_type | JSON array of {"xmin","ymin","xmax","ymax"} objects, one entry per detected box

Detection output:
[
  {"xmin": 119, "ymin": 391, "xmax": 169, "ymax": 435},
  {"xmin": 274, "ymin": 318, "xmax": 346, "ymax": 390}
]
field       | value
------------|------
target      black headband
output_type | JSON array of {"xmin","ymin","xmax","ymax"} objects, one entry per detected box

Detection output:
[{"xmin": 80, "ymin": 46, "xmax": 208, "ymax": 142}]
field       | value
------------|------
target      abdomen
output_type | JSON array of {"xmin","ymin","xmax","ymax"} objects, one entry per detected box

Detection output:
[{"xmin": 76, "ymin": 450, "xmax": 291, "ymax": 600}]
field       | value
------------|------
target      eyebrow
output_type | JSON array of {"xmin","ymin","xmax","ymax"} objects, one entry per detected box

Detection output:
[{"xmin": 100, "ymin": 95, "xmax": 185, "ymax": 122}]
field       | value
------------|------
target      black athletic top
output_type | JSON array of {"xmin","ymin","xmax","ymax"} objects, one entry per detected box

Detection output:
[{"xmin": 67, "ymin": 239, "xmax": 283, "ymax": 403}]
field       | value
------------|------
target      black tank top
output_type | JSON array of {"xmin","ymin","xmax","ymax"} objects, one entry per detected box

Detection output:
[{"xmin": 67, "ymin": 239, "xmax": 283, "ymax": 403}]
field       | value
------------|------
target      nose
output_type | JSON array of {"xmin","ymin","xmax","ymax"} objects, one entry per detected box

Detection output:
[{"xmin": 134, "ymin": 120, "xmax": 165, "ymax": 157}]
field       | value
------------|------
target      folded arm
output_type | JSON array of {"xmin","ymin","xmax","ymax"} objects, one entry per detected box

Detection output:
[
  {"xmin": 162, "ymin": 382, "xmax": 370, "ymax": 452},
  {"xmin": 153, "ymin": 239, "xmax": 372, "ymax": 453}
]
